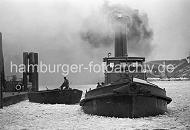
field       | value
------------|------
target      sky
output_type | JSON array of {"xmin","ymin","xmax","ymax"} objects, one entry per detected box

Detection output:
[{"xmin": 0, "ymin": 0, "xmax": 190, "ymax": 86}]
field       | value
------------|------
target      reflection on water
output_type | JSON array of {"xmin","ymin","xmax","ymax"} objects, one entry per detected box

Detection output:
[{"xmin": 0, "ymin": 81, "xmax": 190, "ymax": 129}]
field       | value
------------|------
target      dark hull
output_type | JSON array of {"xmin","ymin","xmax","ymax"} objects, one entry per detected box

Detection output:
[
  {"xmin": 81, "ymin": 94, "xmax": 168, "ymax": 118},
  {"xmin": 80, "ymin": 79, "xmax": 172, "ymax": 118},
  {"xmin": 29, "ymin": 89, "xmax": 82, "ymax": 104},
  {"xmin": 3, "ymin": 92, "xmax": 28, "ymax": 107}
]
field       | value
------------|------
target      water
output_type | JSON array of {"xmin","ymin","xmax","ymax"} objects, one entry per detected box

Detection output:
[{"xmin": 0, "ymin": 81, "xmax": 190, "ymax": 130}]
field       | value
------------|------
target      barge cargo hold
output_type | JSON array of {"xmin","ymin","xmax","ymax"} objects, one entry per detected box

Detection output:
[{"xmin": 28, "ymin": 89, "xmax": 82, "ymax": 104}]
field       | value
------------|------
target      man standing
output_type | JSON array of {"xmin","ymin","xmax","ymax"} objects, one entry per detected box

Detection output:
[{"xmin": 60, "ymin": 77, "xmax": 69, "ymax": 90}]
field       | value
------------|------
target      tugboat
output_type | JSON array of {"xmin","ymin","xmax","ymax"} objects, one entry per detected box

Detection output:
[{"xmin": 80, "ymin": 14, "xmax": 172, "ymax": 118}]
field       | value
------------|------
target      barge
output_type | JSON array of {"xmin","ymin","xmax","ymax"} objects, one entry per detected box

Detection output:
[{"xmin": 28, "ymin": 89, "xmax": 82, "ymax": 104}]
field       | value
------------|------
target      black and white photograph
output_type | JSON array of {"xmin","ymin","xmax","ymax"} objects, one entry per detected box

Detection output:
[{"xmin": 0, "ymin": 0, "xmax": 190, "ymax": 129}]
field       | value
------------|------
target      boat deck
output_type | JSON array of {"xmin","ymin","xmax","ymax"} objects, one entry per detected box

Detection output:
[{"xmin": 3, "ymin": 92, "xmax": 28, "ymax": 98}]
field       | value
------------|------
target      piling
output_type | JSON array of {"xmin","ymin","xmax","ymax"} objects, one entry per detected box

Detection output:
[
  {"xmin": 23, "ymin": 52, "xmax": 28, "ymax": 91},
  {"xmin": 0, "ymin": 32, "xmax": 4, "ymax": 108},
  {"xmin": 24, "ymin": 52, "xmax": 38, "ymax": 92}
]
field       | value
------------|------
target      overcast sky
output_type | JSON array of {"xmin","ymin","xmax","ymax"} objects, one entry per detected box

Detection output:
[{"xmin": 0, "ymin": 0, "xmax": 190, "ymax": 85}]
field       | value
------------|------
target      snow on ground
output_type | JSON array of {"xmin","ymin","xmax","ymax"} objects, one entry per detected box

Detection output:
[{"xmin": 0, "ymin": 81, "xmax": 190, "ymax": 130}]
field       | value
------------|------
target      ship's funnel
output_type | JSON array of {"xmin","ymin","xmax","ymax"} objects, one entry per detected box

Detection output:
[
  {"xmin": 112, "ymin": 12, "xmax": 129, "ymax": 57},
  {"xmin": 115, "ymin": 27, "xmax": 127, "ymax": 57}
]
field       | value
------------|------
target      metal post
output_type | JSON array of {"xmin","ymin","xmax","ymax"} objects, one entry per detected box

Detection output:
[
  {"xmin": 23, "ymin": 52, "xmax": 28, "ymax": 91},
  {"xmin": 28, "ymin": 52, "xmax": 38, "ymax": 91},
  {"xmin": 28, "ymin": 52, "xmax": 34, "ymax": 91},
  {"xmin": 34, "ymin": 53, "xmax": 38, "ymax": 91},
  {"xmin": 0, "ymin": 32, "xmax": 4, "ymax": 108}
]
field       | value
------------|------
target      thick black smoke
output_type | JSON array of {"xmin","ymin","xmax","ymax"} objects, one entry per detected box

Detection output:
[{"xmin": 80, "ymin": 2, "xmax": 153, "ymax": 56}]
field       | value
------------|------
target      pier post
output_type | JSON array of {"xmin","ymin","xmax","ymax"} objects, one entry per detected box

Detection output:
[
  {"xmin": 0, "ymin": 32, "xmax": 4, "ymax": 109},
  {"xmin": 28, "ymin": 52, "xmax": 34, "ymax": 84},
  {"xmin": 34, "ymin": 53, "xmax": 38, "ymax": 91},
  {"xmin": 23, "ymin": 52, "xmax": 38, "ymax": 92}
]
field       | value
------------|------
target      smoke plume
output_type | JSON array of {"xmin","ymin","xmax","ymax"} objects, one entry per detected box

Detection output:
[
  {"xmin": 2, "ymin": 0, "xmax": 188, "ymax": 86},
  {"xmin": 80, "ymin": 2, "xmax": 153, "ymax": 56}
]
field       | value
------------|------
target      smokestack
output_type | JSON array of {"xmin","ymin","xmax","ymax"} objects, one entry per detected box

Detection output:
[
  {"xmin": 0, "ymin": 32, "xmax": 4, "ymax": 108},
  {"xmin": 115, "ymin": 26, "xmax": 127, "ymax": 57}
]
